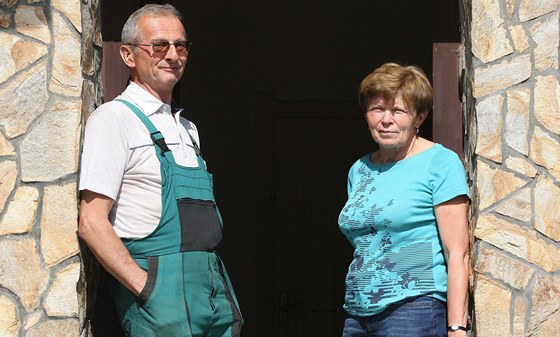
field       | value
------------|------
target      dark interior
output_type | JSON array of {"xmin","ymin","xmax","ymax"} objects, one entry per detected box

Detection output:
[{"xmin": 93, "ymin": 1, "xmax": 460, "ymax": 336}]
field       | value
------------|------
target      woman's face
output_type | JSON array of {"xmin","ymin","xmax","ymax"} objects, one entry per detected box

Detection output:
[{"xmin": 365, "ymin": 90, "xmax": 426, "ymax": 152}]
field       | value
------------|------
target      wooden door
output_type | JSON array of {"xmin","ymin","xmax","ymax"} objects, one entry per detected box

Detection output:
[{"xmin": 255, "ymin": 94, "xmax": 373, "ymax": 336}]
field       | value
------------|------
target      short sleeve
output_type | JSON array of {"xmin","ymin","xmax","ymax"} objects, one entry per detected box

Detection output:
[
  {"xmin": 79, "ymin": 104, "xmax": 129, "ymax": 199},
  {"xmin": 428, "ymin": 148, "xmax": 469, "ymax": 206}
]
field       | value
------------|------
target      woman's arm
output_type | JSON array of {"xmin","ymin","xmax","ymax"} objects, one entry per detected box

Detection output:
[{"xmin": 435, "ymin": 195, "xmax": 470, "ymax": 337}]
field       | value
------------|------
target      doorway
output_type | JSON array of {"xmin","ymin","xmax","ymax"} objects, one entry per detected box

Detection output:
[{"xmin": 94, "ymin": 1, "xmax": 462, "ymax": 336}]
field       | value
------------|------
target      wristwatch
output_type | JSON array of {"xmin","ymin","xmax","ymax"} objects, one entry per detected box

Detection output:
[{"xmin": 448, "ymin": 325, "xmax": 468, "ymax": 332}]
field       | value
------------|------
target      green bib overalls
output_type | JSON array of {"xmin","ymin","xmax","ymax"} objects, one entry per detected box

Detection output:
[{"xmin": 112, "ymin": 99, "xmax": 243, "ymax": 337}]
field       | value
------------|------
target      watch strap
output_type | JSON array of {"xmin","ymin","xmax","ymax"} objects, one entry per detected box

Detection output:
[{"xmin": 448, "ymin": 325, "xmax": 468, "ymax": 332}]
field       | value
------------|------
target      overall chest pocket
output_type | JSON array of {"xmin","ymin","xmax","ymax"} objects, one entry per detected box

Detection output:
[{"xmin": 177, "ymin": 198, "xmax": 223, "ymax": 252}]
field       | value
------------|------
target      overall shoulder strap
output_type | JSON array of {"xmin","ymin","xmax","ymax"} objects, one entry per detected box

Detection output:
[{"xmin": 115, "ymin": 99, "xmax": 176, "ymax": 164}]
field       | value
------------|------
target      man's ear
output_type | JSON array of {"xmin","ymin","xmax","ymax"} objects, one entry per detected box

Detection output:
[{"xmin": 120, "ymin": 45, "xmax": 135, "ymax": 68}]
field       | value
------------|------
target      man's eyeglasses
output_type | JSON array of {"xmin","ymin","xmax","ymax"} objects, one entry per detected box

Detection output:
[{"xmin": 127, "ymin": 40, "xmax": 192, "ymax": 54}]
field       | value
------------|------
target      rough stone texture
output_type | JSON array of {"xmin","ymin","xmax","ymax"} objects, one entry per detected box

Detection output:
[
  {"xmin": 21, "ymin": 100, "xmax": 81, "ymax": 182},
  {"xmin": 51, "ymin": 0, "xmax": 82, "ymax": 33},
  {"xmin": 534, "ymin": 75, "xmax": 560, "ymax": 135},
  {"xmin": 25, "ymin": 318, "xmax": 79, "ymax": 337},
  {"xmin": 513, "ymin": 296, "xmax": 526, "ymax": 337},
  {"xmin": 475, "ymin": 242, "xmax": 534, "ymax": 289},
  {"xmin": 528, "ymin": 274, "xmax": 560, "ymax": 335},
  {"xmin": 15, "ymin": 5, "xmax": 50, "ymax": 43},
  {"xmin": 473, "ymin": 54, "xmax": 532, "ymax": 98},
  {"xmin": 529, "ymin": 13, "xmax": 559, "ymax": 71},
  {"xmin": 476, "ymin": 94, "xmax": 503, "ymax": 161},
  {"xmin": 50, "ymin": 11, "xmax": 82, "ymax": 96},
  {"xmin": 0, "ymin": 160, "xmax": 17, "ymax": 213},
  {"xmin": 0, "ymin": 10, "xmax": 11, "ymax": 29},
  {"xmin": 0, "ymin": 237, "xmax": 49, "ymax": 310},
  {"xmin": 0, "ymin": 31, "xmax": 48, "ymax": 84},
  {"xmin": 495, "ymin": 186, "xmax": 532, "ymax": 222},
  {"xmin": 475, "ymin": 214, "xmax": 560, "ymax": 272},
  {"xmin": 0, "ymin": 133, "xmax": 15, "ymax": 156},
  {"xmin": 0, "ymin": 295, "xmax": 18, "ymax": 337},
  {"xmin": 504, "ymin": 155, "xmax": 537, "ymax": 178},
  {"xmin": 44, "ymin": 262, "xmax": 80, "ymax": 316},
  {"xmin": 471, "ymin": 0, "xmax": 513, "ymax": 62},
  {"xmin": 0, "ymin": 0, "xmax": 18, "ymax": 8},
  {"xmin": 508, "ymin": 25, "xmax": 530, "ymax": 52},
  {"xmin": 474, "ymin": 275, "xmax": 512, "ymax": 337},
  {"xmin": 519, "ymin": 0, "xmax": 560, "ymax": 22},
  {"xmin": 505, "ymin": 87, "xmax": 530, "ymax": 155},
  {"xmin": 23, "ymin": 311, "xmax": 42, "ymax": 331},
  {"xmin": 533, "ymin": 175, "xmax": 560, "ymax": 241},
  {"xmin": 530, "ymin": 126, "xmax": 560, "ymax": 181},
  {"xmin": 40, "ymin": 183, "xmax": 79, "ymax": 267},
  {"xmin": 475, "ymin": 160, "xmax": 527, "ymax": 210},
  {"xmin": 0, "ymin": 62, "xmax": 48, "ymax": 138},
  {"xmin": 0, "ymin": 186, "xmax": 39, "ymax": 235},
  {"xmin": 505, "ymin": 0, "xmax": 515, "ymax": 18}
]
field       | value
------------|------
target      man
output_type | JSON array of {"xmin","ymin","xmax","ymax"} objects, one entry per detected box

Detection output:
[{"xmin": 78, "ymin": 4, "xmax": 242, "ymax": 337}]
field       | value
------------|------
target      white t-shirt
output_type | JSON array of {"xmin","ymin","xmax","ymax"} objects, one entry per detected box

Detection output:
[{"xmin": 79, "ymin": 82, "xmax": 201, "ymax": 239}]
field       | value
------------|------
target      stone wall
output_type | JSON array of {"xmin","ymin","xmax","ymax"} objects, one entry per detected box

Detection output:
[
  {"xmin": 468, "ymin": 0, "xmax": 560, "ymax": 336},
  {"xmin": 0, "ymin": 0, "xmax": 101, "ymax": 336},
  {"xmin": 1, "ymin": 0, "xmax": 559, "ymax": 336}
]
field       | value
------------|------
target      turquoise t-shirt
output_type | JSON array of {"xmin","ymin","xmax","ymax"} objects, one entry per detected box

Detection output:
[{"xmin": 338, "ymin": 144, "xmax": 469, "ymax": 316}]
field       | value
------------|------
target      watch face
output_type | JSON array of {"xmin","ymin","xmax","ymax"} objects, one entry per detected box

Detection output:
[{"xmin": 449, "ymin": 325, "xmax": 467, "ymax": 331}]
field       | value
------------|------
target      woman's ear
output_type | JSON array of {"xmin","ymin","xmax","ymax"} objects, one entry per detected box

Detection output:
[
  {"xmin": 120, "ymin": 45, "xmax": 135, "ymax": 68},
  {"xmin": 416, "ymin": 111, "xmax": 428, "ymax": 128}
]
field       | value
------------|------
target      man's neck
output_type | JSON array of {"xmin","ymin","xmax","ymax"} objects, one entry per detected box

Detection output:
[{"xmin": 131, "ymin": 79, "xmax": 173, "ymax": 104}]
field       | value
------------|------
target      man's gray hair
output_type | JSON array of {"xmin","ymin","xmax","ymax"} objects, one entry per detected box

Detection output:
[{"xmin": 121, "ymin": 4, "xmax": 183, "ymax": 46}]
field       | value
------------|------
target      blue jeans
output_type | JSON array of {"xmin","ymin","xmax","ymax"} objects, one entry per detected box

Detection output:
[{"xmin": 342, "ymin": 296, "xmax": 447, "ymax": 337}]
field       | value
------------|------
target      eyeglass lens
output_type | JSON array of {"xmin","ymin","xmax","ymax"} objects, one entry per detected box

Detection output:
[{"xmin": 152, "ymin": 41, "xmax": 191, "ymax": 53}]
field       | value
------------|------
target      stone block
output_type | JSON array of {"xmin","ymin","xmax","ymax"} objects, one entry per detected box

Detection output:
[
  {"xmin": 534, "ymin": 75, "xmax": 560, "ymax": 135},
  {"xmin": 51, "ymin": 0, "xmax": 81, "ymax": 33},
  {"xmin": 474, "ymin": 274, "xmax": 512, "ymax": 337},
  {"xmin": 15, "ymin": 5, "xmax": 50, "ymax": 43},
  {"xmin": 495, "ymin": 186, "xmax": 532, "ymax": 223},
  {"xmin": 508, "ymin": 25, "xmax": 530, "ymax": 52},
  {"xmin": 476, "ymin": 94, "xmax": 503, "ymax": 162},
  {"xmin": 0, "ymin": 237, "xmax": 49, "ymax": 310},
  {"xmin": 534, "ymin": 175, "xmax": 560, "ymax": 241},
  {"xmin": 0, "ymin": 160, "xmax": 17, "ymax": 213},
  {"xmin": 475, "ymin": 214, "xmax": 560, "ymax": 272},
  {"xmin": 475, "ymin": 242, "xmax": 534, "ymax": 289},
  {"xmin": 0, "ymin": 62, "xmax": 48, "ymax": 138},
  {"xmin": 0, "ymin": 295, "xmax": 18, "ymax": 337},
  {"xmin": 528, "ymin": 274, "xmax": 560, "ymax": 335},
  {"xmin": 474, "ymin": 54, "xmax": 532, "ymax": 98},
  {"xmin": 0, "ymin": 186, "xmax": 39, "ymax": 235},
  {"xmin": 505, "ymin": 87, "xmax": 530, "ymax": 155},
  {"xmin": 0, "ymin": 133, "xmax": 15, "ymax": 156},
  {"xmin": 40, "ymin": 183, "xmax": 79, "ymax": 266},
  {"xmin": 530, "ymin": 126, "xmax": 560, "ymax": 181},
  {"xmin": 50, "ymin": 11, "xmax": 82, "ymax": 96},
  {"xmin": 471, "ymin": 0, "xmax": 513, "ymax": 62},
  {"xmin": 21, "ymin": 100, "xmax": 81, "ymax": 182},
  {"xmin": 44, "ymin": 262, "xmax": 80, "ymax": 316},
  {"xmin": 475, "ymin": 160, "xmax": 527, "ymax": 210},
  {"xmin": 25, "ymin": 319, "xmax": 79, "ymax": 337},
  {"xmin": 0, "ymin": 31, "xmax": 48, "ymax": 85},
  {"xmin": 519, "ymin": 0, "xmax": 560, "ymax": 22},
  {"xmin": 529, "ymin": 13, "xmax": 559, "ymax": 71}
]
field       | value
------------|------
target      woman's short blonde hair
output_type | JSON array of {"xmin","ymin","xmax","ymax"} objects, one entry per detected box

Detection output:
[{"xmin": 358, "ymin": 62, "xmax": 433, "ymax": 115}]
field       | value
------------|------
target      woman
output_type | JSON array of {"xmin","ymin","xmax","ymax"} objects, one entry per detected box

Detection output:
[{"xmin": 338, "ymin": 63, "xmax": 470, "ymax": 337}]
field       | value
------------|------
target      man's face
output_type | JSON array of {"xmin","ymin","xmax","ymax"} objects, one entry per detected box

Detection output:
[{"xmin": 127, "ymin": 15, "xmax": 188, "ymax": 100}]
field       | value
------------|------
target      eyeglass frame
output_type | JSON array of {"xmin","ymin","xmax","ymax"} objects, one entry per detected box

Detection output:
[{"xmin": 126, "ymin": 40, "xmax": 192, "ymax": 54}]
